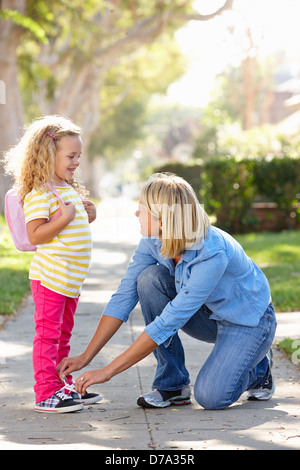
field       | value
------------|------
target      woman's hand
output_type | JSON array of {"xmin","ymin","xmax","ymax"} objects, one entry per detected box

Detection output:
[
  {"xmin": 57, "ymin": 354, "xmax": 88, "ymax": 380},
  {"xmin": 75, "ymin": 368, "xmax": 112, "ymax": 396},
  {"xmin": 57, "ymin": 316, "xmax": 124, "ymax": 381},
  {"xmin": 75, "ymin": 332, "xmax": 157, "ymax": 395}
]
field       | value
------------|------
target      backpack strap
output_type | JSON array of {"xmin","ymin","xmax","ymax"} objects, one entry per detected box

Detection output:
[
  {"xmin": 48, "ymin": 184, "xmax": 63, "ymax": 201},
  {"xmin": 47, "ymin": 184, "xmax": 84, "ymax": 201}
]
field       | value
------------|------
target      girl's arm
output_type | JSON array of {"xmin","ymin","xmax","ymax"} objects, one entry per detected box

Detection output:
[
  {"xmin": 26, "ymin": 198, "xmax": 76, "ymax": 245},
  {"xmin": 74, "ymin": 331, "xmax": 157, "ymax": 396}
]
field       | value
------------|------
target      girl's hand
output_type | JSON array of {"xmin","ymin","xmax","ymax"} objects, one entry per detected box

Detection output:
[
  {"xmin": 75, "ymin": 368, "xmax": 112, "ymax": 396},
  {"xmin": 57, "ymin": 354, "xmax": 88, "ymax": 380},
  {"xmin": 58, "ymin": 198, "xmax": 76, "ymax": 223},
  {"xmin": 83, "ymin": 200, "xmax": 97, "ymax": 223}
]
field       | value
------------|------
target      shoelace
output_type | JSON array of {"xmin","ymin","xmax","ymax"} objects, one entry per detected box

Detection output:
[
  {"xmin": 62, "ymin": 380, "xmax": 82, "ymax": 399},
  {"xmin": 55, "ymin": 389, "xmax": 72, "ymax": 401}
]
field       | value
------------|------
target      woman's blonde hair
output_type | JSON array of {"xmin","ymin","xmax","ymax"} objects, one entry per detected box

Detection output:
[
  {"xmin": 3, "ymin": 115, "xmax": 88, "ymax": 202},
  {"xmin": 140, "ymin": 173, "xmax": 211, "ymax": 259}
]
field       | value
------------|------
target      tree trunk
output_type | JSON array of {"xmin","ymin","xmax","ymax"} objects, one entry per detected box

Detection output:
[
  {"xmin": 241, "ymin": 55, "xmax": 257, "ymax": 130},
  {"xmin": 0, "ymin": 0, "xmax": 26, "ymax": 212}
]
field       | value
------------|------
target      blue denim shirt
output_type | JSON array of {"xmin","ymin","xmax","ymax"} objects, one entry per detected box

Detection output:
[{"xmin": 103, "ymin": 226, "xmax": 271, "ymax": 346}]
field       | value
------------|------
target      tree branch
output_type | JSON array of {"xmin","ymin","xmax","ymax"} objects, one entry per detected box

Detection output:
[
  {"xmin": 176, "ymin": 0, "xmax": 234, "ymax": 22},
  {"xmin": 95, "ymin": 0, "xmax": 233, "ymax": 65}
]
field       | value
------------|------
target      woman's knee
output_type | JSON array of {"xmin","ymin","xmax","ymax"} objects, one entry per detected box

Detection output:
[
  {"xmin": 137, "ymin": 264, "xmax": 159, "ymax": 291},
  {"xmin": 137, "ymin": 264, "xmax": 172, "ymax": 295},
  {"xmin": 194, "ymin": 374, "xmax": 234, "ymax": 410},
  {"xmin": 194, "ymin": 388, "xmax": 231, "ymax": 411}
]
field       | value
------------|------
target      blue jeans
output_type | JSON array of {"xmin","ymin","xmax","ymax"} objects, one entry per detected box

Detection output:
[{"xmin": 137, "ymin": 264, "xmax": 277, "ymax": 410}]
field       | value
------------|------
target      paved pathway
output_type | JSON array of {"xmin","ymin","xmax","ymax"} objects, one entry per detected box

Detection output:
[{"xmin": 0, "ymin": 198, "xmax": 299, "ymax": 450}]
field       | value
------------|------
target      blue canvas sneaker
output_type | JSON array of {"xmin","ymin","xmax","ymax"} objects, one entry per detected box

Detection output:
[
  {"xmin": 63, "ymin": 381, "xmax": 102, "ymax": 405},
  {"xmin": 35, "ymin": 389, "xmax": 83, "ymax": 414}
]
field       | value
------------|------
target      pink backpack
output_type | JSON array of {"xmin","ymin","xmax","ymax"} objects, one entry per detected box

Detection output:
[{"xmin": 5, "ymin": 186, "xmax": 62, "ymax": 252}]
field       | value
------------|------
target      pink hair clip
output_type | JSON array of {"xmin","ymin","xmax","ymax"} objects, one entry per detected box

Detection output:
[{"xmin": 46, "ymin": 132, "xmax": 57, "ymax": 141}]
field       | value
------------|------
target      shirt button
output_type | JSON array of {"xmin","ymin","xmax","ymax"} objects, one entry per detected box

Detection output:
[
  {"xmin": 185, "ymin": 290, "xmax": 189, "ymax": 294},
  {"xmin": 176, "ymin": 280, "xmax": 180, "ymax": 283}
]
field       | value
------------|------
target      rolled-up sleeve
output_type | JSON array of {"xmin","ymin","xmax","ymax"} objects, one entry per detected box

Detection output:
[
  {"xmin": 145, "ymin": 251, "xmax": 229, "ymax": 346},
  {"xmin": 102, "ymin": 238, "xmax": 157, "ymax": 322}
]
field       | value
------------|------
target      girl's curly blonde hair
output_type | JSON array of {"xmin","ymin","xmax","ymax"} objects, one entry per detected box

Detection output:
[{"xmin": 3, "ymin": 115, "xmax": 88, "ymax": 202}]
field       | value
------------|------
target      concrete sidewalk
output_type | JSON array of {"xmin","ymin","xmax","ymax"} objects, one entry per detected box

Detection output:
[{"xmin": 0, "ymin": 197, "xmax": 299, "ymax": 450}]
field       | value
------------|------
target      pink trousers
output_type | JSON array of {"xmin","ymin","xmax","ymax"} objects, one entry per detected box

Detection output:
[{"xmin": 31, "ymin": 281, "xmax": 79, "ymax": 403}]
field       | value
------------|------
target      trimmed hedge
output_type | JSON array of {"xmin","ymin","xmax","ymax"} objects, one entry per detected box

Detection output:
[
  {"xmin": 201, "ymin": 158, "xmax": 256, "ymax": 233},
  {"xmin": 153, "ymin": 157, "xmax": 300, "ymax": 234},
  {"xmin": 153, "ymin": 161, "xmax": 203, "ymax": 197}
]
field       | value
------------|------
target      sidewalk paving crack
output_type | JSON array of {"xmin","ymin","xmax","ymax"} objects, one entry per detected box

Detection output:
[{"xmin": 129, "ymin": 315, "xmax": 156, "ymax": 449}]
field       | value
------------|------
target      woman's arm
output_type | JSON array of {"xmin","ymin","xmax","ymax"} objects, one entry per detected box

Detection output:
[
  {"xmin": 58, "ymin": 239, "xmax": 159, "ymax": 386},
  {"xmin": 74, "ymin": 331, "xmax": 157, "ymax": 396},
  {"xmin": 57, "ymin": 315, "xmax": 124, "ymax": 379}
]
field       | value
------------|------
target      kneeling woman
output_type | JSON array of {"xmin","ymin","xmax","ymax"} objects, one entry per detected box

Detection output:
[{"xmin": 58, "ymin": 173, "xmax": 276, "ymax": 410}]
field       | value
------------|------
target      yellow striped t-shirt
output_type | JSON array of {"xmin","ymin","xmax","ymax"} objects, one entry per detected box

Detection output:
[{"xmin": 24, "ymin": 185, "xmax": 92, "ymax": 298}]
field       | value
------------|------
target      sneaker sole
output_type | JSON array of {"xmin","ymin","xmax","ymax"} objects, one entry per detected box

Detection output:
[
  {"xmin": 247, "ymin": 395, "xmax": 273, "ymax": 401},
  {"xmin": 78, "ymin": 394, "xmax": 103, "ymax": 405},
  {"xmin": 247, "ymin": 390, "xmax": 274, "ymax": 401},
  {"xmin": 247, "ymin": 381, "xmax": 275, "ymax": 401},
  {"xmin": 35, "ymin": 403, "xmax": 84, "ymax": 414},
  {"xmin": 137, "ymin": 396, "xmax": 192, "ymax": 409}
]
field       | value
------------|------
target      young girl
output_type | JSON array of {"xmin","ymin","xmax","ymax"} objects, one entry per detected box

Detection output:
[
  {"xmin": 58, "ymin": 173, "xmax": 277, "ymax": 411},
  {"xmin": 3, "ymin": 115, "xmax": 102, "ymax": 413}
]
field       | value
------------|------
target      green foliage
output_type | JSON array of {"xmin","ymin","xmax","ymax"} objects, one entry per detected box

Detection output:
[
  {"xmin": 201, "ymin": 156, "xmax": 300, "ymax": 233},
  {"xmin": 90, "ymin": 36, "xmax": 186, "ymax": 161},
  {"xmin": 201, "ymin": 157, "xmax": 256, "ymax": 234},
  {"xmin": 277, "ymin": 338, "xmax": 300, "ymax": 362},
  {"xmin": 0, "ymin": 216, "xmax": 32, "ymax": 315},
  {"xmin": 152, "ymin": 161, "xmax": 203, "ymax": 197},
  {"xmin": 236, "ymin": 230, "xmax": 300, "ymax": 312},
  {"xmin": 192, "ymin": 126, "xmax": 221, "ymax": 159},
  {"xmin": 0, "ymin": 8, "xmax": 48, "ymax": 43},
  {"xmin": 254, "ymin": 157, "xmax": 300, "ymax": 209},
  {"xmin": 89, "ymin": 97, "xmax": 148, "ymax": 164},
  {"xmin": 189, "ymin": 121, "xmax": 300, "ymax": 232},
  {"xmin": 13, "ymin": 0, "xmax": 188, "ymax": 152},
  {"xmin": 153, "ymin": 155, "xmax": 300, "ymax": 234}
]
